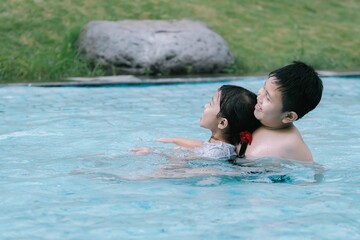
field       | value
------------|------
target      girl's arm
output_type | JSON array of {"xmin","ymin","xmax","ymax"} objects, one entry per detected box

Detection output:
[
  {"xmin": 129, "ymin": 138, "xmax": 203, "ymax": 158},
  {"xmin": 156, "ymin": 137, "xmax": 203, "ymax": 148},
  {"xmin": 129, "ymin": 147, "xmax": 199, "ymax": 160},
  {"xmin": 130, "ymin": 141, "xmax": 235, "ymax": 160}
]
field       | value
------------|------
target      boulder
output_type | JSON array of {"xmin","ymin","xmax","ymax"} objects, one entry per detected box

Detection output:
[{"xmin": 77, "ymin": 19, "xmax": 234, "ymax": 75}]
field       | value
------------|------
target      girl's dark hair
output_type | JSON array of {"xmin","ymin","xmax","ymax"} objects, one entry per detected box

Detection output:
[{"xmin": 217, "ymin": 85, "xmax": 260, "ymax": 145}]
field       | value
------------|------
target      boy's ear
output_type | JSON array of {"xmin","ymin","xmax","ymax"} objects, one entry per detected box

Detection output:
[
  {"xmin": 218, "ymin": 118, "xmax": 228, "ymax": 129},
  {"xmin": 282, "ymin": 111, "xmax": 298, "ymax": 123}
]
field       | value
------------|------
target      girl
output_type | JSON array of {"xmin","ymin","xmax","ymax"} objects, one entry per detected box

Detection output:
[{"xmin": 131, "ymin": 85, "xmax": 260, "ymax": 159}]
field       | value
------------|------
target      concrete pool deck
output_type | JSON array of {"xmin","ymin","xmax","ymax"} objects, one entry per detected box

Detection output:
[{"xmin": 2, "ymin": 71, "xmax": 360, "ymax": 87}]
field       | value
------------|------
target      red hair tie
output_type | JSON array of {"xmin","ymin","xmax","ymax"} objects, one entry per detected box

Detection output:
[
  {"xmin": 240, "ymin": 131, "xmax": 252, "ymax": 145},
  {"xmin": 236, "ymin": 131, "xmax": 252, "ymax": 159}
]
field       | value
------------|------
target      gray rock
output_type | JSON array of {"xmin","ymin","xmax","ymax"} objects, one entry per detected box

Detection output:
[{"xmin": 77, "ymin": 19, "xmax": 234, "ymax": 75}]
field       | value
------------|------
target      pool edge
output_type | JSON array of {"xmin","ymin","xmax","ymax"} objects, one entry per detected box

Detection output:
[{"xmin": 1, "ymin": 71, "xmax": 359, "ymax": 87}]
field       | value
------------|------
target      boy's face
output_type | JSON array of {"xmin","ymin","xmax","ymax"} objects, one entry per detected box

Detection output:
[
  {"xmin": 200, "ymin": 90, "xmax": 221, "ymax": 131},
  {"xmin": 254, "ymin": 76, "xmax": 288, "ymax": 129}
]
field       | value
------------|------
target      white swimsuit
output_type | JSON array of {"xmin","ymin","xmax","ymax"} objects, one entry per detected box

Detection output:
[{"xmin": 193, "ymin": 141, "xmax": 236, "ymax": 160}]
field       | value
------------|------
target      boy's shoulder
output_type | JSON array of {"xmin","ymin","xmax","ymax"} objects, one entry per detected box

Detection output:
[
  {"xmin": 253, "ymin": 124, "xmax": 300, "ymax": 140},
  {"xmin": 245, "ymin": 125, "xmax": 313, "ymax": 162}
]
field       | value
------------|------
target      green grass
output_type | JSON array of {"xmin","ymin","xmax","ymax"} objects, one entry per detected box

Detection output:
[{"xmin": 1, "ymin": 0, "xmax": 359, "ymax": 83}]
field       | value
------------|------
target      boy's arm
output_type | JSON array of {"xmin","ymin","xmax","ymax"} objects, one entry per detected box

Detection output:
[{"xmin": 156, "ymin": 137, "xmax": 203, "ymax": 148}]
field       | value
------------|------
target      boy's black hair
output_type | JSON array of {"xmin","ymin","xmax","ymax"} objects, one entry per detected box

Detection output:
[
  {"xmin": 269, "ymin": 61, "xmax": 323, "ymax": 119},
  {"xmin": 217, "ymin": 85, "xmax": 260, "ymax": 145}
]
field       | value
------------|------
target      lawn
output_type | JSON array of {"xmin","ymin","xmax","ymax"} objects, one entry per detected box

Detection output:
[{"xmin": 1, "ymin": 0, "xmax": 359, "ymax": 83}]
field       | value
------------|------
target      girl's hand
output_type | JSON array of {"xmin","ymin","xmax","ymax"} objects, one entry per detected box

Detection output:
[{"xmin": 129, "ymin": 147, "xmax": 153, "ymax": 155}]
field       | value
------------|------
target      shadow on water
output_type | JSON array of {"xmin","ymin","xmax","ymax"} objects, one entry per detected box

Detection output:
[
  {"xmin": 71, "ymin": 154, "xmax": 324, "ymax": 186},
  {"xmin": 229, "ymin": 157, "xmax": 324, "ymax": 184}
]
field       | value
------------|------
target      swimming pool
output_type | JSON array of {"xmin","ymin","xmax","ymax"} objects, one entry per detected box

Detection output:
[{"xmin": 1, "ymin": 76, "xmax": 359, "ymax": 239}]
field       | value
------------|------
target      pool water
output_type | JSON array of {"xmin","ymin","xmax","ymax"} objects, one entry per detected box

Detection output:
[{"xmin": 1, "ymin": 77, "xmax": 360, "ymax": 239}]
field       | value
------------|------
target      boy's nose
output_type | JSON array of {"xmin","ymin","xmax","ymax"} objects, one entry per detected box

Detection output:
[
  {"xmin": 258, "ymin": 86, "xmax": 264, "ymax": 95},
  {"xmin": 257, "ymin": 89, "xmax": 264, "ymax": 102},
  {"xmin": 257, "ymin": 95, "xmax": 262, "ymax": 102}
]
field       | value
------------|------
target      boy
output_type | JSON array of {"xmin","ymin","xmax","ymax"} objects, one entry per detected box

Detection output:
[{"xmin": 243, "ymin": 61, "xmax": 323, "ymax": 162}]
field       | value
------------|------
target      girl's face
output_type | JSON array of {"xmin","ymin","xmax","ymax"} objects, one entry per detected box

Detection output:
[
  {"xmin": 200, "ymin": 90, "xmax": 221, "ymax": 131},
  {"xmin": 254, "ymin": 76, "xmax": 288, "ymax": 128}
]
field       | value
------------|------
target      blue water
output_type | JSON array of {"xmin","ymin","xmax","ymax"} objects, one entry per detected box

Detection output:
[{"xmin": 1, "ymin": 77, "xmax": 360, "ymax": 239}]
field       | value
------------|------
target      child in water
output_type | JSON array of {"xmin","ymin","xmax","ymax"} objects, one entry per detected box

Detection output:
[
  {"xmin": 131, "ymin": 85, "xmax": 260, "ymax": 160},
  {"xmin": 244, "ymin": 61, "xmax": 323, "ymax": 162}
]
